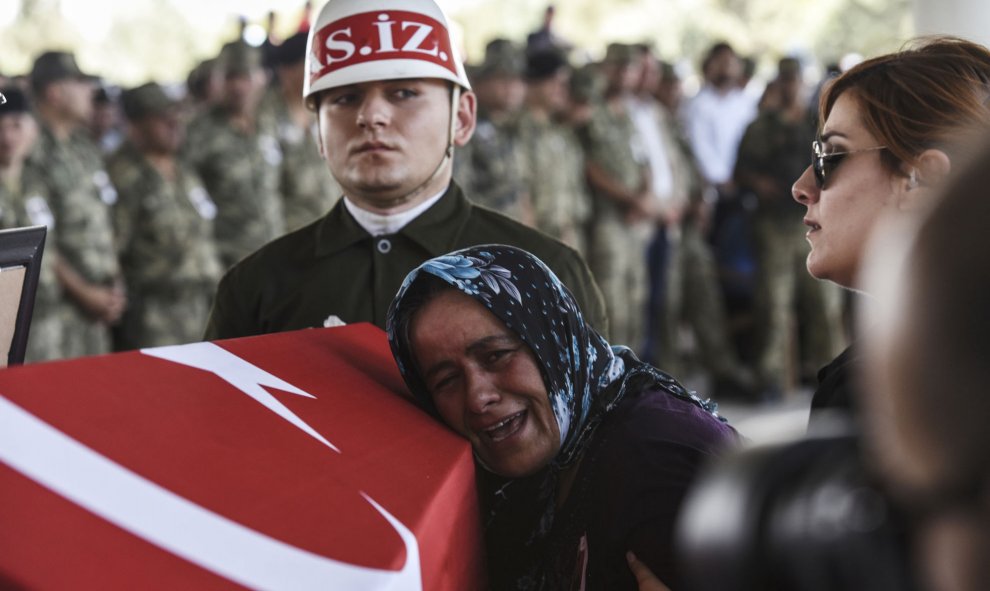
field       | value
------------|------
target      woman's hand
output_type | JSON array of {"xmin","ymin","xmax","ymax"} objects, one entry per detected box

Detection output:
[{"xmin": 626, "ymin": 551, "xmax": 671, "ymax": 591}]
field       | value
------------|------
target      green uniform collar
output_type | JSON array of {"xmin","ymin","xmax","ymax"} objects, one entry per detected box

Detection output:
[{"xmin": 314, "ymin": 182, "xmax": 471, "ymax": 258}]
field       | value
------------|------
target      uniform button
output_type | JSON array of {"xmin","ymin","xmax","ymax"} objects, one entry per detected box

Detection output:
[{"xmin": 376, "ymin": 238, "xmax": 392, "ymax": 254}]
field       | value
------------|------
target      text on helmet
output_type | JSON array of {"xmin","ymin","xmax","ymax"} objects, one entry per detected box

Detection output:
[{"xmin": 310, "ymin": 11, "xmax": 457, "ymax": 84}]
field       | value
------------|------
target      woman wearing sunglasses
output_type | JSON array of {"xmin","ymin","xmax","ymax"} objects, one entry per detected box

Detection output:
[{"xmin": 792, "ymin": 36, "xmax": 990, "ymax": 426}]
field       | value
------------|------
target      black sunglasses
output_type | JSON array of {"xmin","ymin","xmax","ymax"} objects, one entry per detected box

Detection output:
[{"xmin": 812, "ymin": 140, "xmax": 887, "ymax": 189}]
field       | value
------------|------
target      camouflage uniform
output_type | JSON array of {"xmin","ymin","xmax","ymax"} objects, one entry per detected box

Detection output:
[
  {"xmin": 184, "ymin": 105, "xmax": 285, "ymax": 270},
  {"xmin": 107, "ymin": 142, "xmax": 222, "ymax": 349},
  {"xmin": 736, "ymin": 109, "xmax": 845, "ymax": 390},
  {"xmin": 454, "ymin": 39, "xmax": 530, "ymax": 222},
  {"xmin": 655, "ymin": 128, "xmax": 752, "ymax": 387},
  {"xmin": 257, "ymin": 86, "xmax": 342, "ymax": 232},
  {"xmin": 577, "ymin": 100, "xmax": 653, "ymax": 350},
  {"xmin": 0, "ymin": 164, "xmax": 64, "ymax": 362},
  {"xmin": 30, "ymin": 126, "xmax": 120, "ymax": 358},
  {"xmin": 454, "ymin": 111, "xmax": 530, "ymax": 221},
  {"xmin": 516, "ymin": 110, "xmax": 591, "ymax": 255}
]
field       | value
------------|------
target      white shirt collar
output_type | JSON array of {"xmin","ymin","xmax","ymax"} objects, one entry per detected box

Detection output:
[{"xmin": 342, "ymin": 187, "xmax": 447, "ymax": 237}]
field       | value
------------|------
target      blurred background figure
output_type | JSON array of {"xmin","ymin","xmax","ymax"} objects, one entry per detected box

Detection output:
[
  {"xmin": 90, "ymin": 84, "xmax": 123, "ymax": 155},
  {"xmin": 525, "ymin": 4, "xmax": 572, "ymax": 56},
  {"xmin": 0, "ymin": 86, "xmax": 64, "ymax": 362},
  {"xmin": 862, "ymin": 136, "xmax": 990, "ymax": 591},
  {"xmin": 185, "ymin": 58, "xmax": 222, "ymax": 115},
  {"xmin": 654, "ymin": 61, "xmax": 684, "ymax": 116},
  {"xmin": 684, "ymin": 41, "xmax": 760, "ymax": 372},
  {"xmin": 647, "ymin": 55, "xmax": 756, "ymax": 400},
  {"xmin": 258, "ymin": 31, "xmax": 342, "ymax": 233},
  {"xmin": 454, "ymin": 38, "xmax": 533, "ymax": 224},
  {"xmin": 107, "ymin": 82, "xmax": 221, "ymax": 350},
  {"xmin": 735, "ymin": 57, "xmax": 846, "ymax": 400},
  {"xmin": 517, "ymin": 48, "xmax": 592, "ymax": 255},
  {"xmin": 28, "ymin": 50, "xmax": 124, "ymax": 359},
  {"xmin": 684, "ymin": 42, "xmax": 756, "ymax": 197},
  {"xmin": 185, "ymin": 40, "xmax": 284, "ymax": 271},
  {"xmin": 578, "ymin": 42, "xmax": 662, "ymax": 354}
]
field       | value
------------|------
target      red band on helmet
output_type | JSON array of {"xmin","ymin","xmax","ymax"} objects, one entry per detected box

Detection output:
[{"xmin": 310, "ymin": 10, "xmax": 456, "ymax": 85}]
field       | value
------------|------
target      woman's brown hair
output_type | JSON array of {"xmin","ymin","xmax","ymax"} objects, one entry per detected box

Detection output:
[{"xmin": 820, "ymin": 36, "xmax": 990, "ymax": 175}]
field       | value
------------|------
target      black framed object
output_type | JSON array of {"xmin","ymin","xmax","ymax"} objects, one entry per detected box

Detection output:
[{"xmin": 0, "ymin": 226, "xmax": 47, "ymax": 366}]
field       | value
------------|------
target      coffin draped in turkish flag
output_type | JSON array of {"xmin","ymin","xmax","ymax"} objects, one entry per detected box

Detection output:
[{"xmin": 0, "ymin": 324, "xmax": 483, "ymax": 590}]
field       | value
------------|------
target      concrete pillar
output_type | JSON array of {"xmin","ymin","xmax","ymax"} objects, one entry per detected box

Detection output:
[{"xmin": 914, "ymin": 0, "xmax": 990, "ymax": 49}]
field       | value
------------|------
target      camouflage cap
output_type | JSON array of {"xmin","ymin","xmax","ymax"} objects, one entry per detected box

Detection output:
[
  {"xmin": 0, "ymin": 86, "xmax": 30, "ymax": 116},
  {"xmin": 477, "ymin": 38, "xmax": 525, "ymax": 79},
  {"xmin": 603, "ymin": 43, "xmax": 635, "ymax": 65},
  {"xmin": 121, "ymin": 82, "xmax": 178, "ymax": 121},
  {"xmin": 570, "ymin": 63, "xmax": 603, "ymax": 103},
  {"xmin": 218, "ymin": 41, "xmax": 263, "ymax": 76},
  {"xmin": 30, "ymin": 51, "xmax": 96, "ymax": 93}
]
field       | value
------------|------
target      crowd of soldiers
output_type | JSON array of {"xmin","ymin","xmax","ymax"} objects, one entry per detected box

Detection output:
[
  {"xmin": 0, "ymin": 29, "xmax": 341, "ymax": 364},
  {"xmin": 0, "ymin": 11, "xmax": 848, "ymax": 400},
  {"xmin": 453, "ymin": 35, "xmax": 846, "ymax": 400}
]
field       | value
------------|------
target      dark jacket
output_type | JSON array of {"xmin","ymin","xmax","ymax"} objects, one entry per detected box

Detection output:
[{"xmin": 204, "ymin": 182, "xmax": 608, "ymax": 339}]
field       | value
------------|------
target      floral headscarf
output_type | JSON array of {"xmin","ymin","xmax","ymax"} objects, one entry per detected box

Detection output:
[
  {"xmin": 387, "ymin": 244, "xmax": 628, "ymax": 468},
  {"xmin": 386, "ymin": 245, "xmax": 722, "ymax": 588}
]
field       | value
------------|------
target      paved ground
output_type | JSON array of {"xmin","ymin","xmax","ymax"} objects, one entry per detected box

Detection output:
[{"xmin": 681, "ymin": 374, "xmax": 814, "ymax": 445}]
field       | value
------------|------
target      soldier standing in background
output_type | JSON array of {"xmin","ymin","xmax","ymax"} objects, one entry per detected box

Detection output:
[
  {"xmin": 28, "ymin": 51, "xmax": 124, "ymax": 358},
  {"xmin": 517, "ymin": 49, "xmax": 591, "ymax": 255},
  {"xmin": 735, "ymin": 58, "xmax": 845, "ymax": 397},
  {"xmin": 578, "ymin": 42, "xmax": 663, "ymax": 352},
  {"xmin": 0, "ymin": 86, "xmax": 64, "ymax": 362},
  {"xmin": 107, "ymin": 83, "xmax": 222, "ymax": 350},
  {"xmin": 258, "ymin": 32, "xmax": 342, "ymax": 232},
  {"xmin": 185, "ymin": 58, "xmax": 222, "ymax": 115},
  {"xmin": 453, "ymin": 39, "xmax": 533, "ymax": 224},
  {"xmin": 185, "ymin": 41, "xmax": 284, "ymax": 270}
]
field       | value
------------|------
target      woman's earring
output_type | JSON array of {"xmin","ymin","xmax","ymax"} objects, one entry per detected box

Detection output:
[{"xmin": 908, "ymin": 169, "xmax": 919, "ymax": 190}]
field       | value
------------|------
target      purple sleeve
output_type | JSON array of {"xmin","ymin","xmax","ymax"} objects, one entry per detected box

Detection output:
[{"xmin": 585, "ymin": 389, "xmax": 739, "ymax": 589}]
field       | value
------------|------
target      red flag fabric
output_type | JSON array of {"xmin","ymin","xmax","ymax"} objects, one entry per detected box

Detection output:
[{"xmin": 0, "ymin": 324, "xmax": 483, "ymax": 590}]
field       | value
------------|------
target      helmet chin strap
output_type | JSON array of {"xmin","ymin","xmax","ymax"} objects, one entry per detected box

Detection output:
[{"xmin": 395, "ymin": 84, "xmax": 461, "ymax": 207}]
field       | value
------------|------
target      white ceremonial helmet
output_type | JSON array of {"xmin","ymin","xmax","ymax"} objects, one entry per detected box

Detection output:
[{"xmin": 304, "ymin": 0, "xmax": 471, "ymax": 110}]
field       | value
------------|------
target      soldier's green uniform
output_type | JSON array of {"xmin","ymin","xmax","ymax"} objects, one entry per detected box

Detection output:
[
  {"xmin": 185, "ymin": 106, "xmax": 284, "ymax": 270},
  {"xmin": 204, "ymin": 183, "xmax": 607, "ymax": 340},
  {"xmin": 107, "ymin": 143, "xmax": 222, "ymax": 349},
  {"xmin": 185, "ymin": 43, "xmax": 285, "ymax": 270},
  {"xmin": 577, "ymin": 93, "xmax": 652, "ymax": 350},
  {"xmin": 453, "ymin": 39, "xmax": 530, "ymax": 222},
  {"xmin": 0, "ymin": 164, "xmax": 63, "ymax": 362},
  {"xmin": 257, "ymin": 86, "xmax": 342, "ymax": 232},
  {"xmin": 30, "ymin": 126, "xmax": 120, "ymax": 358},
  {"xmin": 517, "ymin": 110, "xmax": 592, "ymax": 255},
  {"xmin": 454, "ymin": 112, "xmax": 529, "ymax": 220},
  {"xmin": 656, "ymin": 134, "xmax": 753, "ymax": 389},
  {"xmin": 736, "ymin": 107, "xmax": 844, "ymax": 390}
]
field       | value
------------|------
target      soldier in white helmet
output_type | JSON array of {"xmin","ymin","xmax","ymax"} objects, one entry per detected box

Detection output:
[{"xmin": 204, "ymin": 0, "xmax": 607, "ymax": 339}]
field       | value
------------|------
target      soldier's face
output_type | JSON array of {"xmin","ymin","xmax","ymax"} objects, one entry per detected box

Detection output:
[
  {"xmin": 137, "ymin": 110, "xmax": 183, "ymax": 155},
  {"xmin": 530, "ymin": 70, "xmax": 570, "ymax": 115},
  {"xmin": 0, "ymin": 113, "xmax": 38, "ymax": 167},
  {"xmin": 52, "ymin": 78, "xmax": 94, "ymax": 124},
  {"xmin": 223, "ymin": 69, "xmax": 266, "ymax": 115},
  {"xmin": 315, "ymin": 78, "xmax": 476, "ymax": 212},
  {"xmin": 478, "ymin": 75, "xmax": 525, "ymax": 114}
]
